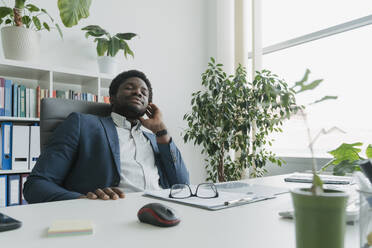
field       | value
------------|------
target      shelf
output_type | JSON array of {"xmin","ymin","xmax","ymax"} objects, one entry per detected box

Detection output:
[
  {"xmin": 0, "ymin": 117, "xmax": 39, "ymax": 122},
  {"xmin": 0, "ymin": 61, "xmax": 49, "ymax": 81},
  {"xmin": 53, "ymin": 70, "xmax": 98, "ymax": 86},
  {"xmin": 0, "ymin": 169, "xmax": 31, "ymax": 175}
]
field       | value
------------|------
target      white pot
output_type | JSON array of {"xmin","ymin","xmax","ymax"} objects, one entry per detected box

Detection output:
[
  {"xmin": 97, "ymin": 56, "xmax": 117, "ymax": 75},
  {"xmin": 1, "ymin": 26, "xmax": 40, "ymax": 61}
]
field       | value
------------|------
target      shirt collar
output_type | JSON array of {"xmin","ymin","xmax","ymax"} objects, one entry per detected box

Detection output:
[{"xmin": 111, "ymin": 112, "xmax": 141, "ymax": 130}]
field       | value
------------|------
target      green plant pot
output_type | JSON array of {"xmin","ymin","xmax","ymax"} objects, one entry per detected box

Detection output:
[{"xmin": 291, "ymin": 188, "xmax": 348, "ymax": 248}]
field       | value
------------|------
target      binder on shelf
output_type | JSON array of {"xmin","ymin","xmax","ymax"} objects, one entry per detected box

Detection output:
[
  {"xmin": 30, "ymin": 88, "xmax": 36, "ymax": 118},
  {"xmin": 0, "ymin": 122, "xmax": 12, "ymax": 170},
  {"xmin": 7, "ymin": 174, "xmax": 20, "ymax": 206},
  {"xmin": 12, "ymin": 83, "xmax": 18, "ymax": 117},
  {"xmin": 11, "ymin": 125, "xmax": 29, "ymax": 171},
  {"xmin": 0, "ymin": 175, "xmax": 6, "ymax": 207},
  {"xmin": 0, "ymin": 78, "xmax": 5, "ymax": 116},
  {"xmin": 17, "ymin": 85, "xmax": 21, "ymax": 117},
  {"xmin": 20, "ymin": 173, "xmax": 29, "ymax": 205},
  {"xmin": 4, "ymin": 79, "xmax": 12, "ymax": 117},
  {"xmin": 29, "ymin": 125, "xmax": 40, "ymax": 170},
  {"xmin": 19, "ymin": 85, "xmax": 26, "ymax": 117},
  {"xmin": 26, "ymin": 87, "xmax": 30, "ymax": 118}
]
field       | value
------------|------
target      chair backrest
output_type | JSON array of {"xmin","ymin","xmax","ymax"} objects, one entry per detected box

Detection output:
[{"xmin": 40, "ymin": 98, "xmax": 111, "ymax": 152}]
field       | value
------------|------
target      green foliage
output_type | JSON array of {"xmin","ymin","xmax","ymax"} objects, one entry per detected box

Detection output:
[
  {"xmin": 0, "ymin": 1, "xmax": 63, "ymax": 38},
  {"xmin": 82, "ymin": 25, "xmax": 137, "ymax": 58},
  {"xmin": 57, "ymin": 0, "xmax": 91, "ymax": 28},
  {"xmin": 183, "ymin": 58, "xmax": 301, "ymax": 182},
  {"xmin": 321, "ymin": 142, "xmax": 372, "ymax": 176}
]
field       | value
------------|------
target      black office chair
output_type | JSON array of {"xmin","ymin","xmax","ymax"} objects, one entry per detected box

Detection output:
[{"xmin": 40, "ymin": 98, "xmax": 111, "ymax": 152}]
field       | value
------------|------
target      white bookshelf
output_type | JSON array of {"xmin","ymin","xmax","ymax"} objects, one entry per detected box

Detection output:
[{"xmin": 0, "ymin": 58, "xmax": 114, "ymax": 175}]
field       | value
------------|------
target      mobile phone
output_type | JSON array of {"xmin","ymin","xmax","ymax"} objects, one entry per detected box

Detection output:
[{"xmin": 0, "ymin": 212, "xmax": 22, "ymax": 232}]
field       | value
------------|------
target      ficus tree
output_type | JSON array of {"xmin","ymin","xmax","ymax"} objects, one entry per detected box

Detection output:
[{"xmin": 183, "ymin": 58, "xmax": 301, "ymax": 182}]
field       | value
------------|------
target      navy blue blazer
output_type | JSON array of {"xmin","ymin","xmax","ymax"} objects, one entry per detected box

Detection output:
[{"xmin": 24, "ymin": 112, "xmax": 190, "ymax": 203}]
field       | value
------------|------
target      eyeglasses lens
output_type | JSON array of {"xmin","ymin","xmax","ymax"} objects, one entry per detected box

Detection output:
[
  {"xmin": 170, "ymin": 184, "xmax": 191, "ymax": 198},
  {"xmin": 196, "ymin": 183, "xmax": 218, "ymax": 198}
]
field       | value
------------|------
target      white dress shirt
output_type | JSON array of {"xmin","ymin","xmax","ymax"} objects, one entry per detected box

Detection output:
[{"xmin": 111, "ymin": 112, "xmax": 161, "ymax": 193}]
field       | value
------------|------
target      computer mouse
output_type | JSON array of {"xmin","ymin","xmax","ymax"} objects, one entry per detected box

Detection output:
[{"xmin": 137, "ymin": 203, "xmax": 180, "ymax": 227}]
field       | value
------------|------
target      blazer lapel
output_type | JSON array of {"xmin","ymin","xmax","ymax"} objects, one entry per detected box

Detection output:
[{"xmin": 100, "ymin": 116, "xmax": 121, "ymax": 175}]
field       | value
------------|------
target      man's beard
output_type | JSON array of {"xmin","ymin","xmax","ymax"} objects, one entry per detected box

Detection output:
[{"xmin": 121, "ymin": 103, "xmax": 146, "ymax": 119}]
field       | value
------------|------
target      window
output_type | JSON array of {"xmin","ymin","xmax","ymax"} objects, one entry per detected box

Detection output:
[{"xmin": 258, "ymin": 1, "xmax": 372, "ymax": 157}]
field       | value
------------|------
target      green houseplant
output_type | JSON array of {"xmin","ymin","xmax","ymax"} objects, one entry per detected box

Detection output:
[
  {"xmin": 289, "ymin": 70, "xmax": 348, "ymax": 248},
  {"xmin": 183, "ymin": 58, "xmax": 300, "ymax": 182},
  {"xmin": 0, "ymin": 0, "xmax": 62, "ymax": 61},
  {"xmin": 81, "ymin": 25, "xmax": 137, "ymax": 74},
  {"xmin": 321, "ymin": 142, "xmax": 372, "ymax": 175}
]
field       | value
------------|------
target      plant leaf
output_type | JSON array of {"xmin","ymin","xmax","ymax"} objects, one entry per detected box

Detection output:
[
  {"xmin": 295, "ymin": 79, "xmax": 323, "ymax": 94},
  {"xmin": 309, "ymin": 95, "xmax": 338, "ymax": 105},
  {"xmin": 311, "ymin": 173, "xmax": 323, "ymax": 194},
  {"xmin": 108, "ymin": 37, "xmax": 120, "ymax": 57},
  {"xmin": 82, "ymin": 25, "xmax": 107, "ymax": 37},
  {"xmin": 43, "ymin": 22, "xmax": 50, "ymax": 31},
  {"xmin": 25, "ymin": 4, "xmax": 40, "ymax": 12},
  {"xmin": 32, "ymin": 16, "xmax": 41, "ymax": 30},
  {"xmin": 328, "ymin": 142, "xmax": 363, "ymax": 164},
  {"xmin": 119, "ymin": 40, "xmax": 134, "ymax": 58},
  {"xmin": 95, "ymin": 38, "xmax": 108, "ymax": 56},
  {"xmin": 58, "ymin": 0, "xmax": 92, "ymax": 27},
  {"xmin": 0, "ymin": 7, "xmax": 12, "ymax": 19},
  {"xmin": 366, "ymin": 144, "xmax": 372, "ymax": 158},
  {"xmin": 21, "ymin": 15, "xmax": 31, "ymax": 27},
  {"xmin": 333, "ymin": 160, "xmax": 360, "ymax": 176},
  {"xmin": 115, "ymin": 33, "xmax": 137, "ymax": 40},
  {"xmin": 55, "ymin": 23, "xmax": 63, "ymax": 39}
]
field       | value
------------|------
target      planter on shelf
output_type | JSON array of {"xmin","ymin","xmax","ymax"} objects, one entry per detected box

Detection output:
[
  {"xmin": 1, "ymin": 26, "xmax": 40, "ymax": 62},
  {"xmin": 291, "ymin": 188, "xmax": 348, "ymax": 248},
  {"xmin": 97, "ymin": 56, "xmax": 117, "ymax": 75}
]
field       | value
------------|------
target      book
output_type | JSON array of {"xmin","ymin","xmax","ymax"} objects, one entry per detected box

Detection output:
[
  {"xmin": 0, "ymin": 78, "xmax": 5, "ymax": 116},
  {"xmin": 12, "ymin": 83, "xmax": 18, "ymax": 117},
  {"xmin": 47, "ymin": 220, "xmax": 94, "ymax": 236}
]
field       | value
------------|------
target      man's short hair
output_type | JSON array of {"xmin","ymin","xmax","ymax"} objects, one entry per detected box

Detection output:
[{"xmin": 109, "ymin": 70, "xmax": 153, "ymax": 102}]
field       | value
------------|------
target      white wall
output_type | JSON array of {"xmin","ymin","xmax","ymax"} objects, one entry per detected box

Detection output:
[{"xmin": 0, "ymin": 0, "xmax": 211, "ymax": 184}]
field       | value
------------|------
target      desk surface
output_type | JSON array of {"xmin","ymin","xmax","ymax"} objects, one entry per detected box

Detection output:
[{"xmin": 0, "ymin": 174, "xmax": 358, "ymax": 248}]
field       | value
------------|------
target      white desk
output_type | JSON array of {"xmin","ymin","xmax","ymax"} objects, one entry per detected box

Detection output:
[{"xmin": 0, "ymin": 175, "xmax": 358, "ymax": 248}]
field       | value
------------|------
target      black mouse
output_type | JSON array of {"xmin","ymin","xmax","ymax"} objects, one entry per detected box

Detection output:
[{"xmin": 137, "ymin": 203, "xmax": 180, "ymax": 227}]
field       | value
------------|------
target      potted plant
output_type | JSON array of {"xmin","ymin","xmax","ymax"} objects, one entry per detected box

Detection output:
[
  {"xmin": 81, "ymin": 25, "xmax": 137, "ymax": 75},
  {"xmin": 183, "ymin": 57, "xmax": 300, "ymax": 182},
  {"xmin": 289, "ymin": 70, "xmax": 348, "ymax": 248},
  {"xmin": 0, "ymin": 0, "xmax": 62, "ymax": 61}
]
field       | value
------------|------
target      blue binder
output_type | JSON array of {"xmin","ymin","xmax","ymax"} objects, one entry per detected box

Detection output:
[
  {"xmin": 0, "ymin": 175, "xmax": 6, "ymax": 207},
  {"xmin": 7, "ymin": 174, "xmax": 20, "ymax": 206},
  {"xmin": 4, "ymin": 79, "xmax": 12, "ymax": 116},
  {"xmin": 1, "ymin": 122, "xmax": 12, "ymax": 170}
]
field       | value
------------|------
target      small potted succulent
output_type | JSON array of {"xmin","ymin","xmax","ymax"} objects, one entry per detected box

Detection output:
[
  {"xmin": 0, "ymin": 0, "xmax": 62, "ymax": 61},
  {"xmin": 81, "ymin": 25, "xmax": 137, "ymax": 75}
]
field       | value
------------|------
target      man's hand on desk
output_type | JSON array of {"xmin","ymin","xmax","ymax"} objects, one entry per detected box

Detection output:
[{"xmin": 78, "ymin": 187, "xmax": 125, "ymax": 200}]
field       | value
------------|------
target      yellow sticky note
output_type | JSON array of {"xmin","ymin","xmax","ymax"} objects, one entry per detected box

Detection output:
[{"xmin": 48, "ymin": 220, "xmax": 93, "ymax": 236}]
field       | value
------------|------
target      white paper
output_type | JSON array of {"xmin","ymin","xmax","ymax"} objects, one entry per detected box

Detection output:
[{"xmin": 144, "ymin": 186, "xmax": 271, "ymax": 210}]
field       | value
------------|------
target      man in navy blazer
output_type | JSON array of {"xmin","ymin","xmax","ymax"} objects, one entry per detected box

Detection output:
[{"xmin": 24, "ymin": 70, "xmax": 190, "ymax": 203}]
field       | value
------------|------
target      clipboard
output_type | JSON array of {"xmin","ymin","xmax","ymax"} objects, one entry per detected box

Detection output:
[{"xmin": 144, "ymin": 188, "xmax": 276, "ymax": 211}]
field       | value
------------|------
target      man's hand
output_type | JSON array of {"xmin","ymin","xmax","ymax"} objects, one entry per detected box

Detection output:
[
  {"xmin": 78, "ymin": 187, "xmax": 125, "ymax": 200},
  {"xmin": 139, "ymin": 103, "xmax": 170, "ymax": 144}
]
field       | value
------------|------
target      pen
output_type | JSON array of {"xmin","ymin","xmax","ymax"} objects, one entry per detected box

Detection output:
[{"xmin": 224, "ymin": 197, "xmax": 253, "ymax": 206}]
